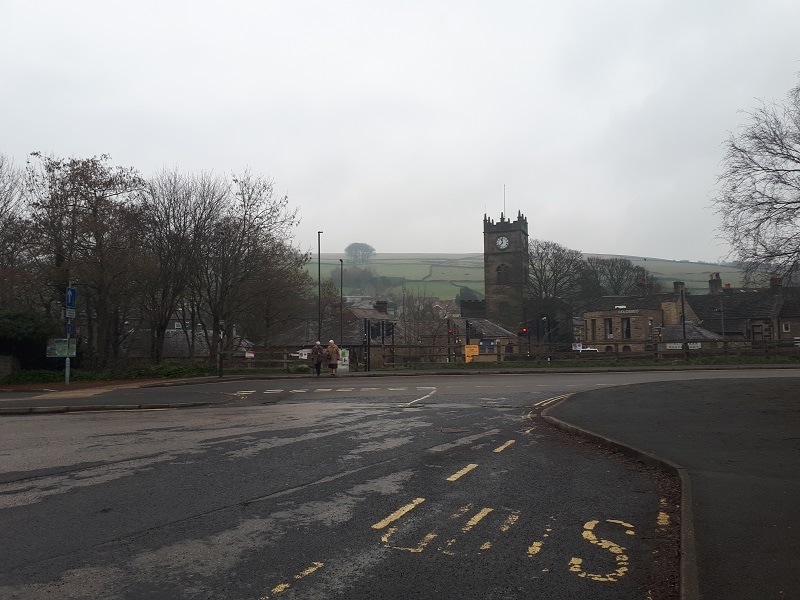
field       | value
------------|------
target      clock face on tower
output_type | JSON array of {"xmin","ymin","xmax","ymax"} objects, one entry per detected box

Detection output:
[{"xmin": 495, "ymin": 236, "xmax": 510, "ymax": 250}]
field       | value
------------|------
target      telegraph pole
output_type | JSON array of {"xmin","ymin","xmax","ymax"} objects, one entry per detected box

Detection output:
[{"xmin": 317, "ymin": 231, "xmax": 323, "ymax": 341}]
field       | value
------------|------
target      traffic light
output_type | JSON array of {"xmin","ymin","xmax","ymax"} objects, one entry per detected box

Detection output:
[{"xmin": 519, "ymin": 326, "xmax": 529, "ymax": 338}]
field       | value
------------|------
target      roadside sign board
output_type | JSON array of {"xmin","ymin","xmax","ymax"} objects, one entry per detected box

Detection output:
[
  {"xmin": 464, "ymin": 344, "xmax": 479, "ymax": 363},
  {"xmin": 65, "ymin": 308, "xmax": 76, "ymax": 318},
  {"xmin": 47, "ymin": 338, "xmax": 76, "ymax": 358},
  {"xmin": 65, "ymin": 287, "xmax": 77, "ymax": 309},
  {"xmin": 664, "ymin": 342, "xmax": 701, "ymax": 350}
]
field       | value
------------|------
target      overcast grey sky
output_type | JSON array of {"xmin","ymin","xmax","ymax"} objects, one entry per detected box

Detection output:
[{"xmin": 3, "ymin": 1, "xmax": 799, "ymax": 262}]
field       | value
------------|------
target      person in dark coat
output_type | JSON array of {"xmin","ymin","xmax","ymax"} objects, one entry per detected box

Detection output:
[{"xmin": 310, "ymin": 341, "xmax": 324, "ymax": 377}]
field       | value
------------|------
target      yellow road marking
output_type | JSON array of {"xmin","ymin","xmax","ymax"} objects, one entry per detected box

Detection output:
[
  {"xmin": 657, "ymin": 498, "xmax": 671, "ymax": 527},
  {"xmin": 261, "ymin": 562, "xmax": 324, "ymax": 598},
  {"xmin": 446, "ymin": 463, "xmax": 478, "ymax": 481},
  {"xmin": 451, "ymin": 504, "xmax": 473, "ymax": 519},
  {"xmin": 381, "ymin": 527, "xmax": 438, "ymax": 553},
  {"xmin": 371, "ymin": 497, "xmax": 425, "ymax": 530},
  {"xmin": 527, "ymin": 525, "xmax": 552, "ymax": 556},
  {"xmin": 493, "ymin": 440, "xmax": 516, "ymax": 453},
  {"xmin": 462, "ymin": 507, "xmax": 493, "ymax": 532},
  {"xmin": 500, "ymin": 510, "xmax": 520, "ymax": 532},
  {"xmin": 569, "ymin": 519, "xmax": 634, "ymax": 582}
]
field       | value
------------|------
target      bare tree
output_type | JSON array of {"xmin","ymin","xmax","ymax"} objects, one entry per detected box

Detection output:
[
  {"xmin": 399, "ymin": 285, "xmax": 449, "ymax": 362},
  {"xmin": 580, "ymin": 256, "xmax": 652, "ymax": 299},
  {"xmin": 524, "ymin": 240, "xmax": 585, "ymax": 343},
  {"xmin": 0, "ymin": 155, "xmax": 32, "ymax": 307},
  {"xmin": 525, "ymin": 240, "xmax": 584, "ymax": 304},
  {"xmin": 190, "ymin": 171, "xmax": 300, "ymax": 357},
  {"xmin": 25, "ymin": 153, "xmax": 144, "ymax": 367},
  {"xmin": 136, "ymin": 169, "xmax": 226, "ymax": 363},
  {"xmin": 714, "ymin": 76, "xmax": 800, "ymax": 283},
  {"xmin": 0, "ymin": 154, "xmax": 23, "ymax": 222}
]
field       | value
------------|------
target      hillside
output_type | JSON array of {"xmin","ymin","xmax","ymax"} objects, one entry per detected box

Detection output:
[{"xmin": 310, "ymin": 253, "xmax": 743, "ymax": 299}]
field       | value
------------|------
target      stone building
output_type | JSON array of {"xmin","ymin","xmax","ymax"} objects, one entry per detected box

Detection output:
[
  {"xmin": 482, "ymin": 212, "xmax": 528, "ymax": 330},
  {"xmin": 581, "ymin": 282, "xmax": 713, "ymax": 352}
]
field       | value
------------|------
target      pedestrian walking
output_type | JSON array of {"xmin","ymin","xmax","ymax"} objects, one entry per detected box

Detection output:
[
  {"xmin": 326, "ymin": 340, "xmax": 341, "ymax": 376},
  {"xmin": 310, "ymin": 341, "xmax": 324, "ymax": 377}
]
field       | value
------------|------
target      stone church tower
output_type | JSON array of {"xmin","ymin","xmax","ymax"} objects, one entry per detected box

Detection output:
[{"xmin": 484, "ymin": 212, "xmax": 528, "ymax": 329}]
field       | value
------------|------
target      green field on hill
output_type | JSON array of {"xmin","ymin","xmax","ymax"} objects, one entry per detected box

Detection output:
[{"xmin": 310, "ymin": 253, "xmax": 743, "ymax": 300}]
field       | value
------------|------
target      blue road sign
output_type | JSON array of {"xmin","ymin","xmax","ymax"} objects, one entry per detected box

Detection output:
[{"xmin": 66, "ymin": 287, "xmax": 77, "ymax": 309}]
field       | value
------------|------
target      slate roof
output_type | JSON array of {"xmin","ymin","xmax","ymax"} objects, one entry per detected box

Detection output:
[
  {"xmin": 686, "ymin": 290, "xmax": 783, "ymax": 335},
  {"xmin": 449, "ymin": 317, "xmax": 518, "ymax": 339},
  {"xmin": 584, "ymin": 293, "xmax": 678, "ymax": 312},
  {"xmin": 779, "ymin": 289, "xmax": 800, "ymax": 318},
  {"xmin": 660, "ymin": 323, "xmax": 720, "ymax": 341}
]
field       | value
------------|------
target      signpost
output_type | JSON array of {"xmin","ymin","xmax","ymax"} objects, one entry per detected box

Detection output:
[{"xmin": 64, "ymin": 286, "xmax": 77, "ymax": 384}]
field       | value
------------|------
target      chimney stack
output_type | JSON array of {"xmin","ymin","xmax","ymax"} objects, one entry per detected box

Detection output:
[
  {"xmin": 673, "ymin": 281, "xmax": 685, "ymax": 293},
  {"xmin": 709, "ymin": 272, "xmax": 723, "ymax": 295}
]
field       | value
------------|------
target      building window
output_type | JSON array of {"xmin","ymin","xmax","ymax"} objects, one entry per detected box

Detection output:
[
  {"xmin": 782, "ymin": 322, "xmax": 791, "ymax": 334},
  {"xmin": 621, "ymin": 317, "xmax": 631, "ymax": 339},
  {"xmin": 648, "ymin": 318, "xmax": 653, "ymax": 337},
  {"xmin": 496, "ymin": 264, "xmax": 509, "ymax": 284},
  {"xmin": 752, "ymin": 324, "xmax": 763, "ymax": 341},
  {"xmin": 604, "ymin": 318, "xmax": 613, "ymax": 340},
  {"xmin": 591, "ymin": 319, "xmax": 597, "ymax": 342}
]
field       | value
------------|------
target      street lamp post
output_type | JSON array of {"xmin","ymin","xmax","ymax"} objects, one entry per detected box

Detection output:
[
  {"xmin": 339, "ymin": 258, "xmax": 344, "ymax": 344},
  {"xmin": 317, "ymin": 231, "xmax": 323, "ymax": 341}
]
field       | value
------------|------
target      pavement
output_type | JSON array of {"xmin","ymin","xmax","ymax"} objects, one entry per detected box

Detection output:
[
  {"xmin": 1, "ymin": 373, "xmax": 798, "ymax": 600},
  {"xmin": 543, "ymin": 377, "xmax": 799, "ymax": 600}
]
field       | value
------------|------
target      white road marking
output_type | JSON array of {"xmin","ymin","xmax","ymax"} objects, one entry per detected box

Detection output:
[
  {"xmin": 407, "ymin": 387, "xmax": 437, "ymax": 406},
  {"xmin": 428, "ymin": 429, "xmax": 501, "ymax": 452}
]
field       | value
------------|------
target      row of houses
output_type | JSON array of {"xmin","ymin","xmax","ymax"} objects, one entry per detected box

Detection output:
[
  {"xmin": 579, "ymin": 274, "xmax": 800, "ymax": 351},
  {"xmin": 142, "ymin": 273, "xmax": 796, "ymax": 362},
  {"xmin": 338, "ymin": 273, "xmax": 799, "ymax": 357}
]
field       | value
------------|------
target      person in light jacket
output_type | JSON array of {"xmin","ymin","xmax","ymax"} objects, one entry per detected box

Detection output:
[{"xmin": 326, "ymin": 340, "xmax": 341, "ymax": 376}]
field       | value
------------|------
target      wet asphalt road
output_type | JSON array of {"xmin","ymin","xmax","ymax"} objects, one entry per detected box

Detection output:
[
  {"xmin": 1, "ymin": 373, "xmax": 681, "ymax": 599},
  {"xmin": 0, "ymin": 371, "xmax": 800, "ymax": 598}
]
